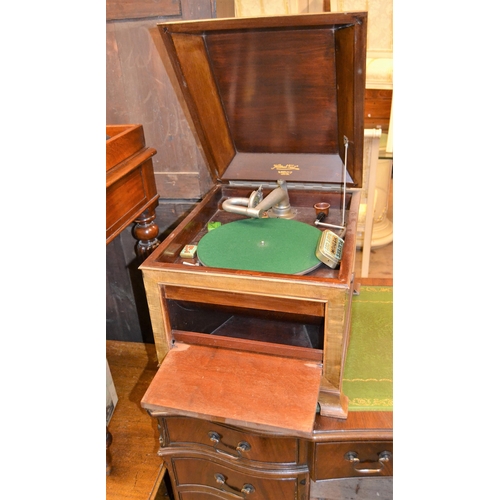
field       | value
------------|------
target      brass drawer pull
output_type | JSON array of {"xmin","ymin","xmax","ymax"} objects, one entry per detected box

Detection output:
[
  {"xmin": 214, "ymin": 473, "xmax": 255, "ymax": 496},
  {"xmin": 208, "ymin": 431, "xmax": 251, "ymax": 458},
  {"xmin": 344, "ymin": 450, "xmax": 392, "ymax": 474}
]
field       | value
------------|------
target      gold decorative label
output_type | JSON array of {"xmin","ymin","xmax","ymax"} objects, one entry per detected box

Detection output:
[{"xmin": 272, "ymin": 164, "xmax": 299, "ymax": 176}]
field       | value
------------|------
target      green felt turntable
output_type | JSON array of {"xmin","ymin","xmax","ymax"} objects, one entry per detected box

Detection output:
[{"xmin": 197, "ymin": 218, "xmax": 322, "ymax": 275}]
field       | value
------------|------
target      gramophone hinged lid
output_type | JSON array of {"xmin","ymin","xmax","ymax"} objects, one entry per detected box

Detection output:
[{"xmin": 158, "ymin": 12, "xmax": 367, "ymax": 188}]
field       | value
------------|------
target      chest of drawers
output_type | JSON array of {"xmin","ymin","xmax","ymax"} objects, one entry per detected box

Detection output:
[
  {"xmin": 146, "ymin": 413, "xmax": 392, "ymax": 500},
  {"xmin": 155, "ymin": 415, "xmax": 309, "ymax": 499}
]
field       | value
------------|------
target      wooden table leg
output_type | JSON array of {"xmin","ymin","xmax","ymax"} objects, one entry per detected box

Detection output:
[{"xmin": 133, "ymin": 206, "xmax": 160, "ymax": 259}]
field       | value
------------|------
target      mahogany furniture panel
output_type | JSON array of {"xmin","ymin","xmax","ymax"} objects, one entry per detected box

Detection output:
[
  {"xmin": 313, "ymin": 440, "xmax": 393, "ymax": 479},
  {"xmin": 163, "ymin": 416, "xmax": 301, "ymax": 465},
  {"xmin": 171, "ymin": 454, "xmax": 307, "ymax": 500},
  {"xmin": 158, "ymin": 14, "xmax": 366, "ymax": 187},
  {"xmin": 143, "ymin": 410, "xmax": 392, "ymax": 500},
  {"xmin": 142, "ymin": 343, "xmax": 322, "ymax": 435},
  {"xmin": 106, "ymin": 124, "xmax": 160, "ymax": 256},
  {"xmin": 152, "ymin": 416, "xmax": 310, "ymax": 500}
]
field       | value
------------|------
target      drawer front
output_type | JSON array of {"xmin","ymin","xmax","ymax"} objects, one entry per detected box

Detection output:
[
  {"xmin": 165, "ymin": 416, "xmax": 300, "ymax": 464},
  {"xmin": 172, "ymin": 457, "xmax": 304, "ymax": 500},
  {"xmin": 313, "ymin": 441, "xmax": 393, "ymax": 480}
]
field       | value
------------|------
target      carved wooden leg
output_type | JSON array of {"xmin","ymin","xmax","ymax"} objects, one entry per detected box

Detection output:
[
  {"xmin": 133, "ymin": 207, "xmax": 160, "ymax": 260},
  {"xmin": 106, "ymin": 425, "xmax": 113, "ymax": 475}
]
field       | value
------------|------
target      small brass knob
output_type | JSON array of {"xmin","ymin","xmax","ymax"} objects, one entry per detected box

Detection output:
[
  {"xmin": 236, "ymin": 441, "xmax": 251, "ymax": 453},
  {"xmin": 241, "ymin": 483, "xmax": 255, "ymax": 495},
  {"xmin": 214, "ymin": 473, "xmax": 225, "ymax": 484},
  {"xmin": 208, "ymin": 431, "xmax": 221, "ymax": 443}
]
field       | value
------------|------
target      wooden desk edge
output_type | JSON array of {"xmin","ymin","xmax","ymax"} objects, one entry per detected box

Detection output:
[{"xmin": 356, "ymin": 277, "xmax": 393, "ymax": 286}]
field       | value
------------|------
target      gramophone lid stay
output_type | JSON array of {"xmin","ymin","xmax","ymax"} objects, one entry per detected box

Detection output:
[{"xmin": 158, "ymin": 12, "xmax": 367, "ymax": 188}]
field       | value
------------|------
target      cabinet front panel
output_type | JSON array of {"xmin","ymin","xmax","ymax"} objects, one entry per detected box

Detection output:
[
  {"xmin": 172, "ymin": 457, "xmax": 301, "ymax": 500},
  {"xmin": 313, "ymin": 441, "xmax": 393, "ymax": 480},
  {"xmin": 106, "ymin": 168, "xmax": 147, "ymax": 225},
  {"xmin": 166, "ymin": 416, "xmax": 301, "ymax": 464}
]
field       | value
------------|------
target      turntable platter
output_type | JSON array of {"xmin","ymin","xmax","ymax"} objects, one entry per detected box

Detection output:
[{"xmin": 197, "ymin": 218, "xmax": 322, "ymax": 275}]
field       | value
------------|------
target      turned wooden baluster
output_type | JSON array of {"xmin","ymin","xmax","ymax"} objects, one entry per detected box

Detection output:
[{"xmin": 132, "ymin": 207, "xmax": 160, "ymax": 259}]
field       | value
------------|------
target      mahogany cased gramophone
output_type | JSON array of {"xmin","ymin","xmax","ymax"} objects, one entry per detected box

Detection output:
[{"xmin": 140, "ymin": 12, "xmax": 367, "ymax": 434}]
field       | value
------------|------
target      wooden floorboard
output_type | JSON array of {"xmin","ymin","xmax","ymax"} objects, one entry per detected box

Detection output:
[{"xmin": 106, "ymin": 341, "xmax": 167, "ymax": 500}]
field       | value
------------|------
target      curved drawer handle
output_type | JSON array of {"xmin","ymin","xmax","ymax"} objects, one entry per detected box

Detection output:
[
  {"xmin": 208, "ymin": 431, "xmax": 251, "ymax": 458},
  {"xmin": 214, "ymin": 473, "xmax": 255, "ymax": 496},
  {"xmin": 344, "ymin": 450, "xmax": 392, "ymax": 474}
]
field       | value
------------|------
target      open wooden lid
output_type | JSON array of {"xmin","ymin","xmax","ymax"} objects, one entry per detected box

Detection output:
[
  {"xmin": 158, "ymin": 12, "xmax": 367, "ymax": 187},
  {"xmin": 141, "ymin": 343, "xmax": 322, "ymax": 435}
]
